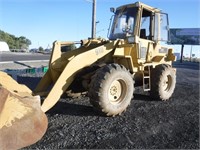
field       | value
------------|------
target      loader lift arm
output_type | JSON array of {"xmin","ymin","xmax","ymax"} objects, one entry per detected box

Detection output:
[{"xmin": 34, "ymin": 39, "xmax": 118, "ymax": 112}]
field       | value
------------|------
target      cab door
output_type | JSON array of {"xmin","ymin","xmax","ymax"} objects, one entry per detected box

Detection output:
[
  {"xmin": 154, "ymin": 12, "xmax": 170, "ymax": 42},
  {"xmin": 138, "ymin": 8, "xmax": 154, "ymax": 62}
]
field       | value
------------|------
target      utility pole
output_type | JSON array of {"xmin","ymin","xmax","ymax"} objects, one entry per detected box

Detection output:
[
  {"xmin": 180, "ymin": 44, "xmax": 184, "ymax": 63},
  {"xmin": 91, "ymin": 0, "xmax": 96, "ymax": 39},
  {"xmin": 190, "ymin": 45, "xmax": 193, "ymax": 62}
]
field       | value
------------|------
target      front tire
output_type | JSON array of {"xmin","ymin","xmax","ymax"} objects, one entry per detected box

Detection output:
[
  {"xmin": 150, "ymin": 64, "xmax": 176, "ymax": 100},
  {"xmin": 88, "ymin": 64, "xmax": 134, "ymax": 116}
]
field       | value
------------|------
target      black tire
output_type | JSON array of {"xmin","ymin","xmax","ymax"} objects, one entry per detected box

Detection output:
[
  {"xmin": 88, "ymin": 64, "xmax": 134, "ymax": 116},
  {"xmin": 150, "ymin": 64, "xmax": 176, "ymax": 100},
  {"xmin": 65, "ymin": 66, "xmax": 100, "ymax": 98},
  {"xmin": 65, "ymin": 78, "xmax": 86, "ymax": 98}
]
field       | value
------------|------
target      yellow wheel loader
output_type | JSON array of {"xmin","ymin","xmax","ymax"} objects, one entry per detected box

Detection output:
[{"xmin": 0, "ymin": 2, "xmax": 176, "ymax": 149}]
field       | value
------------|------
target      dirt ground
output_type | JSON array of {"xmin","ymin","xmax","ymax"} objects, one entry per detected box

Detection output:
[{"xmin": 21, "ymin": 62, "xmax": 199, "ymax": 149}]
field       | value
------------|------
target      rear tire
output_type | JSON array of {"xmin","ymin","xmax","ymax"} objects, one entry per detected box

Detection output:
[
  {"xmin": 88, "ymin": 64, "xmax": 134, "ymax": 116},
  {"xmin": 150, "ymin": 64, "xmax": 176, "ymax": 100}
]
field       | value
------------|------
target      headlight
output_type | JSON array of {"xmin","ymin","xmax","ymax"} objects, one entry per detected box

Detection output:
[{"xmin": 127, "ymin": 36, "xmax": 135, "ymax": 43}]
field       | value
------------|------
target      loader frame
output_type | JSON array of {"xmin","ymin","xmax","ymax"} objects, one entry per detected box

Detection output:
[{"xmin": 34, "ymin": 1, "xmax": 176, "ymax": 113}]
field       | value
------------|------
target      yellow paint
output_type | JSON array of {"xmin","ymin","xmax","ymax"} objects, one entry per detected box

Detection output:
[
  {"xmin": 0, "ymin": 94, "xmax": 33, "ymax": 129},
  {"xmin": 0, "ymin": 71, "xmax": 32, "ymax": 96}
]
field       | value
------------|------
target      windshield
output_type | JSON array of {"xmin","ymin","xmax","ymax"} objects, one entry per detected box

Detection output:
[{"xmin": 109, "ymin": 7, "xmax": 138, "ymax": 40}]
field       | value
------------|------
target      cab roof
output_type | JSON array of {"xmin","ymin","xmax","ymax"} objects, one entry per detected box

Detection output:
[{"xmin": 116, "ymin": 1, "xmax": 162, "ymax": 13}]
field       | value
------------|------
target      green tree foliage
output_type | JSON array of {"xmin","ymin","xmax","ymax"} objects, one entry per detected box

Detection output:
[
  {"xmin": 0, "ymin": 30, "xmax": 32, "ymax": 49},
  {"xmin": 38, "ymin": 46, "xmax": 44, "ymax": 52}
]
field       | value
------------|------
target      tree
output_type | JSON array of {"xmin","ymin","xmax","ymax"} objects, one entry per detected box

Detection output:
[
  {"xmin": 38, "ymin": 46, "xmax": 44, "ymax": 52},
  {"xmin": 0, "ymin": 30, "xmax": 32, "ymax": 50}
]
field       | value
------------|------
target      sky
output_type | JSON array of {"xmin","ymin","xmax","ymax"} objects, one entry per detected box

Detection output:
[{"xmin": 0, "ymin": 0, "xmax": 199, "ymax": 57}]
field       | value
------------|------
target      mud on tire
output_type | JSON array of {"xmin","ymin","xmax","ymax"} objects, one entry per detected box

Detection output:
[
  {"xmin": 150, "ymin": 64, "xmax": 176, "ymax": 100},
  {"xmin": 88, "ymin": 63, "xmax": 134, "ymax": 116}
]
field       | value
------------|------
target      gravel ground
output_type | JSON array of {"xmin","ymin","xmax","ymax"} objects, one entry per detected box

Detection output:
[{"xmin": 17, "ymin": 62, "xmax": 199, "ymax": 149}]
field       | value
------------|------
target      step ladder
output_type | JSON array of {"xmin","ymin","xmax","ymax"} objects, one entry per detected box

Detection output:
[{"xmin": 143, "ymin": 66, "xmax": 151, "ymax": 91}]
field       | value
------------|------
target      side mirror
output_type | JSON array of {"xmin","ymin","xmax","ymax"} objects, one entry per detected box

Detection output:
[{"xmin": 110, "ymin": 7, "xmax": 115, "ymax": 13}]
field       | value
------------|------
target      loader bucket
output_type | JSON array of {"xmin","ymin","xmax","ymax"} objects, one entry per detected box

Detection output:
[{"xmin": 0, "ymin": 71, "xmax": 48, "ymax": 149}]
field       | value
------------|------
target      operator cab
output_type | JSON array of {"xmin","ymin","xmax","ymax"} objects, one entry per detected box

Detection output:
[
  {"xmin": 109, "ymin": 2, "xmax": 170, "ymax": 43},
  {"xmin": 109, "ymin": 5, "xmax": 137, "ymax": 40}
]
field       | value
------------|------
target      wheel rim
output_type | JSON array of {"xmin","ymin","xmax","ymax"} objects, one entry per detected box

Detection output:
[
  {"xmin": 163, "ymin": 75, "xmax": 172, "ymax": 92},
  {"xmin": 108, "ymin": 79, "xmax": 127, "ymax": 105}
]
